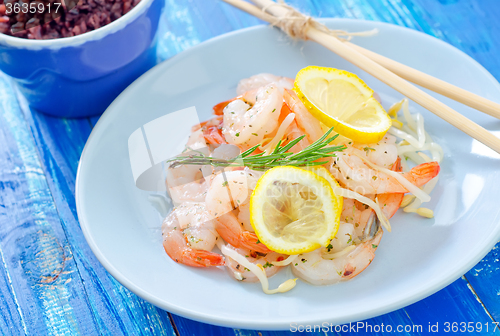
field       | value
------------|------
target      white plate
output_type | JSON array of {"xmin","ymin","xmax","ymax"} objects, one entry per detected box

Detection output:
[{"xmin": 76, "ymin": 19, "xmax": 500, "ymax": 330}]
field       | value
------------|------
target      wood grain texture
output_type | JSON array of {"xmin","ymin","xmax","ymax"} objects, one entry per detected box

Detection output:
[
  {"xmin": 466, "ymin": 246, "xmax": 500, "ymax": 321},
  {"xmin": 0, "ymin": 223, "xmax": 25, "ymax": 335},
  {"xmin": 14, "ymin": 88, "xmax": 177, "ymax": 335},
  {"xmin": 0, "ymin": 75, "xmax": 99, "ymax": 335},
  {"xmin": 0, "ymin": 0, "xmax": 498, "ymax": 335}
]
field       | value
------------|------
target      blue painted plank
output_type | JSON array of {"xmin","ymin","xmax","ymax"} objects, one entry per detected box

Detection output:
[
  {"xmin": 156, "ymin": 0, "xmax": 205, "ymax": 60},
  {"xmin": 170, "ymin": 308, "xmax": 420, "ymax": 336},
  {"xmin": 15, "ymin": 89, "xmax": 177, "ymax": 335},
  {"xmin": 466, "ymin": 245, "xmax": 500, "ymax": 321},
  {"xmin": 0, "ymin": 74, "xmax": 99, "ymax": 335},
  {"xmin": 170, "ymin": 314, "xmax": 332, "ymax": 336},
  {"xmin": 218, "ymin": 0, "xmax": 264, "ymax": 31},
  {"xmin": 401, "ymin": 0, "xmax": 500, "ymax": 79},
  {"xmin": 0, "ymin": 244, "xmax": 25, "ymax": 335},
  {"xmin": 171, "ymin": 277, "xmax": 496, "ymax": 336},
  {"xmin": 403, "ymin": 277, "xmax": 496, "ymax": 335},
  {"xmin": 338, "ymin": 311, "xmax": 416, "ymax": 336}
]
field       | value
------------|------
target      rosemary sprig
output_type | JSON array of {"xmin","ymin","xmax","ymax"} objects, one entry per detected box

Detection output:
[{"xmin": 167, "ymin": 127, "xmax": 346, "ymax": 171}]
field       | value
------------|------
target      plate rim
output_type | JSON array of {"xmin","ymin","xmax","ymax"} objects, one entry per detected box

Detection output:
[{"xmin": 76, "ymin": 18, "xmax": 500, "ymax": 329}]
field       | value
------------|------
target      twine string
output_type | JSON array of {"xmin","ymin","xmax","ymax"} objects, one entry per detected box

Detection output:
[{"xmin": 261, "ymin": 0, "xmax": 378, "ymax": 41}]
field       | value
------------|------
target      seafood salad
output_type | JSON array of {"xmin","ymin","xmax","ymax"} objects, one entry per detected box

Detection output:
[{"xmin": 162, "ymin": 67, "xmax": 442, "ymax": 294}]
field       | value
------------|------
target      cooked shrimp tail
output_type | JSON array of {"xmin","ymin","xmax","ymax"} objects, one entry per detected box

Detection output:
[
  {"xmin": 342, "ymin": 227, "xmax": 383, "ymax": 280},
  {"xmin": 401, "ymin": 161, "xmax": 440, "ymax": 188},
  {"xmin": 199, "ymin": 116, "xmax": 227, "ymax": 145},
  {"xmin": 215, "ymin": 212, "xmax": 272, "ymax": 254},
  {"xmin": 162, "ymin": 203, "xmax": 224, "ymax": 267},
  {"xmin": 331, "ymin": 144, "xmax": 440, "ymax": 195},
  {"xmin": 378, "ymin": 157, "xmax": 405, "ymax": 219},
  {"xmin": 163, "ymin": 230, "xmax": 225, "ymax": 267}
]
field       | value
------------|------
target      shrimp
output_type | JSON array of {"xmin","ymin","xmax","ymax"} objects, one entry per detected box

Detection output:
[
  {"xmin": 341, "ymin": 158, "xmax": 405, "ymax": 221},
  {"xmin": 340, "ymin": 198, "xmax": 375, "ymax": 238},
  {"xmin": 166, "ymin": 146, "xmax": 218, "ymax": 206},
  {"xmin": 236, "ymin": 73, "xmax": 294, "ymax": 95},
  {"xmin": 205, "ymin": 170, "xmax": 252, "ymax": 216},
  {"xmin": 280, "ymin": 119, "xmax": 311, "ymax": 153},
  {"xmin": 196, "ymin": 116, "xmax": 226, "ymax": 145},
  {"xmin": 271, "ymin": 101, "xmax": 312, "ymax": 153},
  {"xmin": 167, "ymin": 179, "xmax": 211, "ymax": 205},
  {"xmin": 237, "ymin": 199, "xmax": 253, "ymax": 232},
  {"xmin": 213, "ymin": 99, "xmax": 236, "ymax": 116},
  {"xmin": 292, "ymin": 213, "xmax": 383, "ymax": 285},
  {"xmin": 162, "ymin": 202, "xmax": 224, "ymax": 267},
  {"xmin": 351, "ymin": 135, "xmax": 399, "ymax": 168},
  {"xmin": 288, "ymin": 121, "xmax": 311, "ymax": 152},
  {"xmin": 377, "ymin": 157, "xmax": 405, "ymax": 219},
  {"xmin": 205, "ymin": 169, "xmax": 271, "ymax": 253},
  {"xmin": 224, "ymin": 244, "xmax": 285, "ymax": 282},
  {"xmin": 342, "ymin": 229, "xmax": 382, "ymax": 280},
  {"xmin": 167, "ymin": 142, "xmax": 244, "ymax": 206},
  {"xmin": 215, "ymin": 211, "xmax": 271, "ymax": 253},
  {"xmin": 283, "ymin": 89, "xmax": 324, "ymax": 144},
  {"xmin": 213, "ymin": 74, "xmax": 292, "ymax": 116},
  {"xmin": 330, "ymin": 145, "xmax": 440, "ymax": 195},
  {"xmin": 185, "ymin": 128, "xmax": 208, "ymax": 150},
  {"xmin": 257, "ymin": 102, "xmax": 307, "ymax": 154},
  {"xmin": 259, "ymin": 96, "xmax": 319, "ymax": 154},
  {"xmin": 222, "ymin": 83, "xmax": 283, "ymax": 150}
]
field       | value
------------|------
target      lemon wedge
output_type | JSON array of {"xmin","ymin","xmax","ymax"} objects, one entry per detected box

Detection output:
[
  {"xmin": 293, "ymin": 66, "xmax": 392, "ymax": 143},
  {"xmin": 250, "ymin": 166, "xmax": 342, "ymax": 254}
]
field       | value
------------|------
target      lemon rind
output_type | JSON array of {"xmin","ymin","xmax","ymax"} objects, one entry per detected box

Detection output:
[
  {"xmin": 250, "ymin": 166, "xmax": 341, "ymax": 255},
  {"xmin": 293, "ymin": 66, "xmax": 392, "ymax": 144}
]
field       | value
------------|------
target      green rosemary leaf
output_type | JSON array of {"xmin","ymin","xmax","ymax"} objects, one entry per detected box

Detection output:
[
  {"xmin": 167, "ymin": 127, "xmax": 344, "ymax": 170},
  {"xmin": 278, "ymin": 135, "xmax": 306, "ymax": 153},
  {"xmin": 272, "ymin": 139, "xmax": 283, "ymax": 154},
  {"xmin": 240, "ymin": 144, "xmax": 260, "ymax": 157}
]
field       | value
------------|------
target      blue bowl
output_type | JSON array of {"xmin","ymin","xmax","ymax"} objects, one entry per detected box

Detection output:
[{"xmin": 0, "ymin": 0, "xmax": 164, "ymax": 118}]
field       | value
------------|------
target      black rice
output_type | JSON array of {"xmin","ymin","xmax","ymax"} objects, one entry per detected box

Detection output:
[{"xmin": 0, "ymin": 0, "xmax": 141, "ymax": 39}]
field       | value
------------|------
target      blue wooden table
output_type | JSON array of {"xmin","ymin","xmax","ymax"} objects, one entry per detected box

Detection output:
[{"xmin": 1, "ymin": 0, "xmax": 499, "ymax": 335}]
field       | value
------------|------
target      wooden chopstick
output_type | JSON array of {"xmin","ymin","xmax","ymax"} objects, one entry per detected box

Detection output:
[
  {"xmin": 306, "ymin": 29, "xmax": 500, "ymax": 152},
  {"xmin": 222, "ymin": 0, "xmax": 500, "ymax": 154},
  {"xmin": 246, "ymin": 0, "xmax": 500, "ymax": 120},
  {"xmin": 345, "ymin": 42, "xmax": 500, "ymax": 119}
]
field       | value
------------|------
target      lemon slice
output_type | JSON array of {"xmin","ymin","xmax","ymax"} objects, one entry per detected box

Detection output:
[
  {"xmin": 250, "ymin": 166, "xmax": 342, "ymax": 254},
  {"xmin": 303, "ymin": 165, "xmax": 341, "ymax": 192},
  {"xmin": 293, "ymin": 66, "xmax": 392, "ymax": 143}
]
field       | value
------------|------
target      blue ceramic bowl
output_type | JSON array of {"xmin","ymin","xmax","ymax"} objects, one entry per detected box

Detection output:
[{"xmin": 0, "ymin": 0, "xmax": 164, "ymax": 118}]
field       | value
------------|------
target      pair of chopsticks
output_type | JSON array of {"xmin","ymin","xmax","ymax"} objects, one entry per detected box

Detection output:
[{"xmin": 222, "ymin": 0, "xmax": 500, "ymax": 154}]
